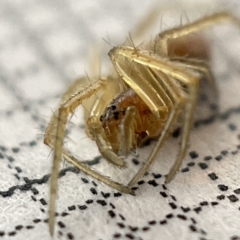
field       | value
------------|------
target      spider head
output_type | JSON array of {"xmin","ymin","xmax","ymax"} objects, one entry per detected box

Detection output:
[{"xmin": 99, "ymin": 88, "xmax": 157, "ymax": 155}]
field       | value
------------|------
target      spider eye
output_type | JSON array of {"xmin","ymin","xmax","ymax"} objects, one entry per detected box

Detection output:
[
  {"xmin": 107, "ymin": 105, "xmax": 117, "ymax": 111},
  {"xmin": 113, "ymin": 112, "xmax": 119, "ymax": 120}
]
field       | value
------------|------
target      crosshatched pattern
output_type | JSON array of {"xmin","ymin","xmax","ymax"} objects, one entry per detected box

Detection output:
[{"xmin": 1, "ymin": 0, "xmax": 240, "ymax": 239}]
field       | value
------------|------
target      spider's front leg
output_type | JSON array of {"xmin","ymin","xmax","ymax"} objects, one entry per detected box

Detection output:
[
  {"xmin": 44, "ymin": 78, "xmax": 133, "ymax": 236},
  {"xmin": 44, "ymin": 79, "xmax": 104, "ymax": 236}
]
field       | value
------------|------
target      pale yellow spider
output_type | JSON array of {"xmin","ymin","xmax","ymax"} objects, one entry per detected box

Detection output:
[{"xmin": 44, "ymin": 11, "xmax": 240, "ymax": 235}]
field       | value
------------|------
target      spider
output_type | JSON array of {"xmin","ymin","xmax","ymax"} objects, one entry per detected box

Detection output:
[{"xmin": 44, "ymin": 11, "xmax": 240, "ymax": 235}]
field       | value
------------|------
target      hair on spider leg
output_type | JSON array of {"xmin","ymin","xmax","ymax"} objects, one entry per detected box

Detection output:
[
  {"xmin": 126, "ymin": 32, "xmax": 145, "ymax": 50},
  {"xmin": 102, "ymin": 35, "xmax": 115, "ymax": 48},
  {"xmin": 130, "ymin": 148, "xmax": 139, "ymax": 157},
  {"xmin": 179, "ymin": 10, "xmax": 191, "ymax": 26},
  {"xmin": 179, "ymin": 13, "xmax": 184, "ymax": 27},
  {"xmin": 45, "ymin": 148, "xmax": 53, "ymax": 161}
]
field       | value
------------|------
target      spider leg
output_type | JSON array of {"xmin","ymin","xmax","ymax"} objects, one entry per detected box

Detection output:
[
  {"xmin": 128, "ymin": 56, "xmax": 200, "ymax": 184},
  {"xmin": 127, "ymin": 72, "xmax": 185, "ymax": 187},
  {"xmin": 44, "ymin": 79, "xmax": 104, "ymax": 236},
  {"xmin": 164, "ymin": 72, "xmax": 199, "ymax": 183},
  {"xmin": 118, "ymin": 106, "xmax": 141, "ymax": 156},
  {"xmin": 128, "ymin": 99, "xmax": 184, "ymax": 187},
  {"xmin": 87, "ymin": 115, "xmax": 127, "ymax": 167},
  {"xmin": 44, "ymin": 79, "xmax": 133, "ymax": 236},
  {"xmin": 109, "ymin": 49, "xmax": 171, "ymax": 120},
  {"xmin": 61, "ymin": 148, "xmax": 134, "ymax": 195},
  {"xmin": 154, "ymin": 12, "xmax": 240, "ymax": 57},
  {"xmin": 170, "ymin": 57, "xmax": 218, "ymax": 102}
]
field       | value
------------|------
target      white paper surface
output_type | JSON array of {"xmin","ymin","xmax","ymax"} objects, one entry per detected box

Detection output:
[{"xmin": 1, "ymin": 0, "xmax": 240, "ymax": 239}]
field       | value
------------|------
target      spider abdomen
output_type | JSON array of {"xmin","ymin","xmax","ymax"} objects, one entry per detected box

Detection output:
[{"xmin": 168, "ymin": 34, "xmax": 210, "ymax": 60}]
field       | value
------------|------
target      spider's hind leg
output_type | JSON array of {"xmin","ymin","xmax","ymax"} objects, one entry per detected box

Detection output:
[
  {"xmin": 155, "ymin": 12, "xmax": 240, "ymax": 57},
  {"xmin": 170, "ymin": 57, "xmax": 219, "ymax": 104}
]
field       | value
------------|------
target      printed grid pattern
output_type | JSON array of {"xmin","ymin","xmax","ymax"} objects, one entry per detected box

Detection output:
[{"xmin": 1, "ymin": 0, "xmax": 240, "ymax": 239}]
